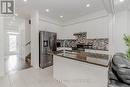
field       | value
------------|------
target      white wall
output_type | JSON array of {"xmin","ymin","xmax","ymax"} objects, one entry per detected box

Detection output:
[
  {"xmin": 112, "ymin": 11, "xmax": 128, "ymax": 54},
  {"xmin": 0, "ymin": 17, "xmax": 5, "ymax": 76},
  {"xmin": 39, "ymin": 14, "xmax": 62, "ymax": 39},
  {"xmin": 61, "ymin": 16, "xmax": 110, "ymax": 39},
  {"xmin": 108, "ymin": 15, "xmax": 114, "ymax": 55},
  {"xmin": 39, "ymin": 20, "xmax": 62, "ymax": 39},
  {"xmin": 31, "ymin": 11, "xmax": 40, "ymax": 68}
]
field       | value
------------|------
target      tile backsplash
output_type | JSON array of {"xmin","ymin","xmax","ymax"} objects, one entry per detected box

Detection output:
[
  {"xmin": 87, "ymin": 39, "xmax": 108, "ymax": 51},
  {"xmin": 57, "ymin": 39, "xmax": 76, "ymax": 47},
  {"xmin": 73, "ymin": 32, "xmax": 87, "ymax": 44},
  {"xmin": 57, "ymin": 38, "xmax": 109, "ymax": 51}
]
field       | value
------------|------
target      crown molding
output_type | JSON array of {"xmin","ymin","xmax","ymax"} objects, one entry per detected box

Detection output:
[
  {"xmin": 39, "ymin": 10, "xmax": 111, "ymax": 27},
  {"xmin": 61, "ymin": 14, "xmax": 109, "ymax": 27},
  {"xmin": 61, "ymin": 10, "xmax": 110, "ymax": 27},
  {"xmin": 39, "ymin": 13, "xmax": 62, "ymax": 26},
  {"xmin": 39, "ymin": 18, "xmax": 62, "ymax": 26}
]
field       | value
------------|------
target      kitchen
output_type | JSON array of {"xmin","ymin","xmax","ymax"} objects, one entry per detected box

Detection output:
[
  {"xmin": 39, "ymin": 30, "xmax": 109, "ymax": 67},
  {"xmin": 56, "ymin": 32, "xmax": 109, "ymax": 67},
  {"xmin": 38, "ymin": 30, "xmax": 108, "ymax": 87},
  {"xmin": 31, "ymin": 9, "xmax": 110, "ymax": 69},
  {"xmin": 0, "ymin": 0, "xmax": 115, "ymax": 87},
  {"xmin": 30, "ymin": 2, "xmax": 110, "ymax": 86},
  {"xmin": 36, "ymin": 6, "xmax": 110, "ymax": 86}
]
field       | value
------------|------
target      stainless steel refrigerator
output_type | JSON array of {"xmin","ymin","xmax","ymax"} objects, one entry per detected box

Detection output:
[{"xmin": 39, "ymin": 31, "xmax": 57, "ymax": 69}]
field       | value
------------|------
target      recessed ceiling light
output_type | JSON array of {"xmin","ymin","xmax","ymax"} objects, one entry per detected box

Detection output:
[
  {"xmin": 45, "ymin": 9, "xmax": 50, "ymax": 12},
  {"xmin": 60, "ymin": 16, "xmax": 64, "ymax": 18},
  {"xmin": 120, "ymin": 0, "xmax": 125, "ymax": 2},
  {"xmin": 86, "ymin": 4, "xmax": 90, "ymax": 7},
  {"xmin": 24, "ymin": 0, "xmax": 28, "ymax": 2}
]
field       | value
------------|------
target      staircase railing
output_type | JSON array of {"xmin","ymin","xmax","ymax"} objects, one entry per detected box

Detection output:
[{"xmin": 25, "ymin": 41, "xmax": 31, "ymax": 46}]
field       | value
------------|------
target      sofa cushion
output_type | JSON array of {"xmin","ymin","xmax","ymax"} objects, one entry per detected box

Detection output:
[
  {"xmin": 108, "ymin": 68, "xmax": 118, "ymax": 81},
  {"xmin": 112, "ymin": 53, "xmax": 130, "ymax": 85},
  {"xmin": 109, "ymin": 80, "xmax": 130, "ymax": 87},
  {"xmin": 112, "ymin": 53, "xmax": 130, "ymax": 68}
]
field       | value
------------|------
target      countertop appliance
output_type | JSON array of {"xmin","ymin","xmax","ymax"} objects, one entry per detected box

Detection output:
[
  {"xmin": 77, "ymin": 44, "xmax": 85, "ymax": 51},
  {"xmin": 39, "ymin": 31, "xmax": 57, "ymax": 69}
]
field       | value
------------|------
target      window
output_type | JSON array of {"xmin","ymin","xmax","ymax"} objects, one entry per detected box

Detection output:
[{"xmin": 9, "ymin": 35, "xmax": 17, "ymax": 52}]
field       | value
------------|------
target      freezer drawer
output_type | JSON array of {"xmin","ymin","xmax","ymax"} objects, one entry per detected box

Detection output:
[{"xmin": 39, "ymin": 54, "xmax": 53, "ymax": 68}]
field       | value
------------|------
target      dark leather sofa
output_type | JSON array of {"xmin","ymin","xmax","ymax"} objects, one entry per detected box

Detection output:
[{"xmin": 108, "ymin": 53, "xmax": 130, "ymax": 87}]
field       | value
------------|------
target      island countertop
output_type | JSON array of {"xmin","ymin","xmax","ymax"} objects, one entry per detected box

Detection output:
[{"xmin": 54, "ymin": 50, "xmax": 109, "ymax": 67}]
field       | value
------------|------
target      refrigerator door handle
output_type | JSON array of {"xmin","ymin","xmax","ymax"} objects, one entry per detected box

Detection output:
[{"xmin": 49, "ymin": 37, "xmax": 51, "ymax": 49}]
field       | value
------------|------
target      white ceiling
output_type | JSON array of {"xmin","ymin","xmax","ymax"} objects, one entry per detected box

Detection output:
[
  {"xmin": 15, "ymin": 0, "xmax": 107, "ymax": 22},
  {"xmin": 114, "ymin": 0, "xmax": 130, "ymax": 12},
  {"xmin": 5, "ymin": 0, "xmax": 130, "ymax": 28}
]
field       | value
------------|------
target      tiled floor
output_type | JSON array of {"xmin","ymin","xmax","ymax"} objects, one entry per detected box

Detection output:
[
  {"xmin": 53, "ymin": 55, "xmax": 108, "ymax": 87},
  {"xmin": 0, "ymin": 67, "xmax": 67, "ymax": 87},
  {"xmin": 5, "ymin": 55, "xmax": 31, "ymax": 74},
  {"xmin": 0, "ymin": 56, "xmax": 108, "ymax": 87}
]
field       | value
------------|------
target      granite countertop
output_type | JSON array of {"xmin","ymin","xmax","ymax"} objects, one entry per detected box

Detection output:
[
  {"xmin": 66, "ymin": 50, "xmax": 109, "ymax": 59},
  {"xmin": 55, "ymin": 50, "xmax": 109, "ymax": 67}
]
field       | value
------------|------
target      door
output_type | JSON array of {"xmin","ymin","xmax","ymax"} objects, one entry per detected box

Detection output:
[{"xmin": 8, "ymin": 33, "xmax": 20, "ymax": 55}]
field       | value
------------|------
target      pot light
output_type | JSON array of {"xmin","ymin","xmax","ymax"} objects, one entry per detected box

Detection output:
[
  {"xmin": 60, "ymin": 16, "xmax": 64, "ymax": 18},
  {"xmin": 120, "ymin": 0, "xmax": 125, "ymax": 2},
  {"xmin": 45, "ymin": 9, "xmax": 50, "ymax": 12},
  {"xmin": 24, "ymin": 0, "xmax": 28, "ymax": 2},
  {"xmin": 86, "ymin": 4, "xmax": 90, "ymax": 7}
]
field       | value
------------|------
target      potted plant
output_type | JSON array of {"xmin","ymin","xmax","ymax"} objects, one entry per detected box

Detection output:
[{"xmin": 124, "ymin": 34, "xmax": 130, "ymax": 59}]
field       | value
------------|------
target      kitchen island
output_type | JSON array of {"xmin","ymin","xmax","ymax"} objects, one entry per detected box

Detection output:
[{"xmin": 53, "ymin": 53, "xmax": 108, "ymax": 87}]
